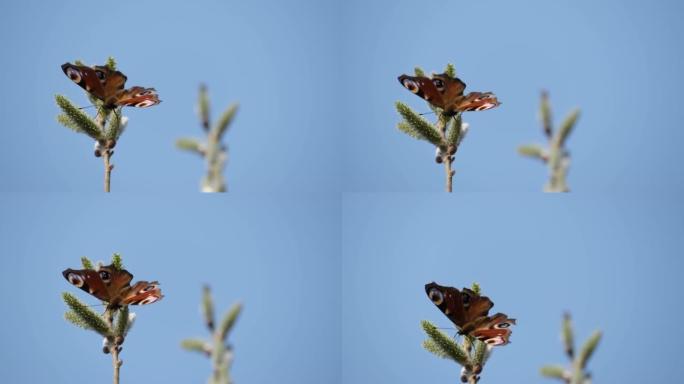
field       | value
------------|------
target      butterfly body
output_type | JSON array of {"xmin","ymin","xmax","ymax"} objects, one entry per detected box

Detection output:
[
  {"xmin": 63, "ymin": 264, "xmax": 163, "ymax": 309},
  {"xmin": 425, "ymin": 282, "xmax": 515, "ymax": 346},
  {"xmin": 398, "ymin": 73, "xmax": 500, "ymax": 115},
  {"xmin": 61, "ymin": 63, "xmax": 160, "ymax": 109}
]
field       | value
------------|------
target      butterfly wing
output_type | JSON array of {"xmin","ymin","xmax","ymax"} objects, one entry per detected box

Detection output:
[
  {"xmin": 457, "ymin": 288, "xmax": 494, "ymax": 335},
  {"xmin": 431, "ymin": 73, "xmax": 466, "ymax": 109},
  {"xmin": 62, "ymin": 264, "xmax": 134, "ymax": 306},
  {"xmin": 63, "ymin": 263, "xmax": 161, "ymax": 307},
  {"xmin": 61, "ymin": 63, "xmax": 107, "ymax": 100},
  {"xmin": 398, "ymin": 75, "xmax": 446, "ymax": 109},
  {"xmin": 426, "ymin": 283, "xmax": 497, "ymax": 332},
  {"xmin": 121, "ymin": 281, "xmax": 163, "ymax": 305},
  {"xmin": 425, "ymin": 282, "xmax": 467, "ymax": 327},
  {"xmin": 97, "ymin": 265, "xmax": 134, "ymax": 304},
  {"xmin": 461, "ymin": 288, "xmax": 494, "ymax": 322},
  {"xmin": 92, "ymin": 65, "xmax": 127, "ymax": 107},
  {"xmin": 471, "ymin": 313, "xmax": 516, "ymax": 346},
  {"xmin": 62, "ymin": 268, "xmax": 111, "ymax": 302},
  {"xmin": 114, "ymin": 86, "xmax": 161, "ymax": 108},
  {"xmin": 455, "ymin": 92, "xmax": 501, "ymax": 112},
  {"xmin": 62, "ymin": 63, "xmax": 131, "ymax": 108}
]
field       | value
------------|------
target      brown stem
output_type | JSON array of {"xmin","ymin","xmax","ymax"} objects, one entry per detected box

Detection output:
[
  {"xmin": 103, "ymin": 308, "xmax": 121, "ymax": 384},
  {"xmin": 94, "ymin": 110, "xmax": 113, "ymax": 193},
  {"xmin": 435, "ymin": 114, "xmax": 454, "ymax": 193},
  {"xmin": 112, "ymin": 341, "xmax": 121, "ymax": 384},
  {"xmin": 445, "ymin": 155, "xmax": 453, "ymax": 192},
  {"xmin": 104, "ymin": 150, "xmax": 112, "ymax": 193}
]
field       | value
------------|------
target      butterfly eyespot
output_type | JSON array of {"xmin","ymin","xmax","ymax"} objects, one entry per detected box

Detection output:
[
  {"xmin": 461, "ymin": 292, "xmax": 471, "ymax": 305},
  {"xmin": 95, "ymin": 70, "xmax": 106, "ymax": 81},
  {"xmin": 139, "ymin": 296, "xmax": 160, "ymax": 305},
  {"xmin": 134, "ymin": 99, "xmax": 157, "ymax": 108},
  {"xmin": 142, "ymin": 284, "xmax": 157, "ymax": 292},
  {"xmin": 66, "ymin": 68, "xmax": 82, "ymax": 83},
  {"xmin": 496, "ymin": 322, "xmax": 511, "ymax": 329},
  {"xmin": 99, "ymin": 270, "xmax": 111, "ymax": 282},
  {"xmin": 432, "ymin": 78, "xmax": 445, "ymax": 91},
  {"xmin": 67, "ymin": 273, "xmax": 84, "ymax": 287},
  {"xmin": 402, "ymin": 79, "xmax": 419, "ymax": 93},
  {"xmin": 428, "ymin": 288, "xmax": 444, "ymax": 305}
]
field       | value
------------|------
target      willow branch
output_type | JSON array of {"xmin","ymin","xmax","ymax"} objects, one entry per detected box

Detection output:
[
  {"xmin": 178, "ymin": 86, "xmax": 238, "ymax": 192},
  {"xmin": 55, "ymin": 57, "xmax": 134, "ymax": 192},
  {"xmin": 541, "ymin": 313, "xmax": 601, "ymax": 384},
  {"xmin": 520, "ymin": 91, "xmax": 580, "ymax": 192},
  {"xmin": 395, "ymin": 63, "xmax": 482, "ymax": 192},
  {"xmin": 182, "ymin": 286, "xmax": 241, "ymax": 384},
  {"xmin": 103, "ymin": 308, "xmax": 121, "ymax": 384}
]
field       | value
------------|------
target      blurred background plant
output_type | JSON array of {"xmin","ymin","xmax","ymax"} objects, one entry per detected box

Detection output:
[
  {"xmin": 421, "ymin": 283, "xmax": 495, "ymax": 384},
  {"xmin": 540, "ymin": 313, "xmax": 601, "ymax": 384},
  {"xmin": 61, "ymin": 253, "xmax": 142, "ymax": 384},
  {"xmin": 181, "ymin": 285, "xmax": 242, "ymax": 384},
  {"xmin": 176, "ymin": 85, "xmax": 238, "ymax": 192},
  {"xmin": 519, "ymin": 91, "xmax": 580, "ymax": 192},
  {"xmin": 395, "ymin": 64, "xmax": 469, "ymax": 192},
  {"xmin": 55, "ymin": 57, "xmax": 129, "ymax": 192}
]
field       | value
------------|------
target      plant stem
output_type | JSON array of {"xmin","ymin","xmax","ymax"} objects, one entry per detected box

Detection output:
[
  {"xmin": 104, "ymin": 150, "xmax": 112, "ymax": 193},
  {"xmin": 112, "ymin": 340, "xmax": 121, "ymax": 384},
  {"xmin": 445, "ymin": 155, "xmax": 453, "ymax": 192},
  {"xmin": 104, "ymin": 308, "xmax": 121, "ymax": 384},
  {"xmin": 94, "ymin": 110, "xmax": 113, "ymax": 193},
  {"xmin": 435, "ymin": 115, "xmax": 454, "ymax": 193}
]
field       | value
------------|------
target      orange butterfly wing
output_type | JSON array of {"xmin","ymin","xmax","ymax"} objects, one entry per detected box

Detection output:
[
  {"xmin": 114, "ymin": 86, "xmax": 161, "ymax": 108},
  {"xmin": 425, "ymin": 283, "xmax": 493, "ymax": 329},
  {"xmin": 63, "ymin": 264, "xmax": 162, "ymax": 307},
  {"xmin": 62, "ymin": 62, "xmax": 160, "ymax": 109},
  {"xmin": 398, "ymin": 75, "xmax": 447, "ymax": 109},
  {"xmin": 456, "ymin": 92, "xmax": 501, "ymax": 112},
  {"xmin": 431, "ymin": 73, "xmax": 466, "ymax": 108},
  {"xmin": 62, "ymin": 63, "xmax": 107, "ymax": 100},
  {"xmin": 471, "ymin": 313, "xmax": 516, "ymax": 346},
  {"xmin": 122, "ymin": 281, "xmax": 164, "ymax": 305},
  {"xmin": 62, "ymin": 268, "xmax": 111, "ymax": 302},
  {"xmin": 399, "ymin": 71, "xmax": 500, "ymax": 114},
  {"xmin": 426, "ymin": 282, "xmax": 514, "ymax": 347}
]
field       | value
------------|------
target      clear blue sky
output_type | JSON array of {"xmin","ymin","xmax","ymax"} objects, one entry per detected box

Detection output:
[
  {"xmin": 0, "ymin": 195, "xmax": 340, "ymax": 383},
  {"xmin": 0, "ymin": 0, "xmax": 683, "ymax": 383},
  {"xmin": 342, "ymin": 0, "xmax": 684, "ymax": 192},
  {"xmin": 0, "ymin": 0, "xmax": 340, "ymax": 192},
  {"xmin": 1, "ymin": 0, "xmax": 683, "ymax": 192},
  {"xmin": 342, "ymin": 193, "xmax": 684, "ymax": 383},
  {"xmin": 3, "ymin": 193, "xmax": 681, "ymax": 383}
]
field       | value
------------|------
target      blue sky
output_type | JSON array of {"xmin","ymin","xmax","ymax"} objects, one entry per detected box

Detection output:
[
  {"xmin": 342, "ymin": 193, "xmax": 684, "ymax": 383},
  {"xmin": 1, "ymin": 0, "xmax": 683, "ymax": 192},
  {"xmin": 342, "ymin": 0, "xmax": 684, "ymax": 192},
  {"xmin": 3, "ymin": 193, "xmax": 681, "ymax": 383},
  {"xmin": 0, "ymin": 195, "xmax": 340, "ymax": 383},
  {"xmin": 0, "ymin": 0, "xmax": 340, "ymax": 192},
  {"xmin": 0, "ymin": 0, "xmax": 683, "ymax": 383}
]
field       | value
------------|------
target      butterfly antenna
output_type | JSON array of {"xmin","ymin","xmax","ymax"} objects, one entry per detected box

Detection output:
[
  {"xmin": 78, "ymin": 105, "xmax": 96, "ymax": 110},
  {"xmin": 419, "ymin": 111, "xmax": 436, "ymax": 116}
]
